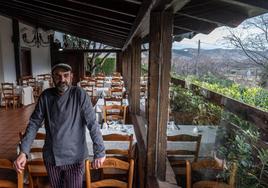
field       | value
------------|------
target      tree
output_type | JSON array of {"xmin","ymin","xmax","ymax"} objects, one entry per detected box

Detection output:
[
  {"xmin": 63, "ymin": 34, "xmax": 113, "ymax": 76},
  {"xmin": 223, "ymin": 14, "xmax": 268, "ymax": 88}
]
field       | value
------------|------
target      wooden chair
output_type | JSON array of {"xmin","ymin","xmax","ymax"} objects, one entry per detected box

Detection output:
[
  {"xmin": 27, "ymin": 158, "xmax": 48, "ymax": 188},
  {"xmin": 19, "ymin": 132, "xmax": 47, "ymax": 188},
  {"xmin": 1, "ymin": 83, "xmax": 20, "ymax": 109},
  {"xmin": 104, "ymin": 97, "xmax": 123, "ymax": 106},
  {"xmin": 81, "ymin": 83, "xmax": 94, "ymax": 97},
  {"xmin": 85, "ymin": 157, "xmax": 134, "ymax": 188},
  {"xmin": 103, "ymin": 105, "xmax": 127, "ymax": 124},
  {"xmin": 20, "ymin": 75, "xmax": 33, "ymax": 86},
  {"xmin": 112, "ymin": 72, "xmax": 121, "ymax": 77},
  {"xmin": 27, "ymin": 79, "xmax": 41, "ymax": 100},
  {"xmin": 95, "ymin": 81, "xmax": 104, "ymax": 88},
  {"xmin": 96, "ymin": 72, "xmax": 105, "ymax": 77},
  {"xmin": 167, "ymin": 134, "xmax": 202, "ymax": 187},
  {"xmin": 190, "ymin": 160, "xmax": 237, "ymax": 188},
  {"xmin": 102, "ymin": 134, "xmax": 134, "ymax": 160},
  {"xmin": 110, "ymin": 88, "xmax": 124, "ymax": 98},
  {"xmin": 0, "ymin": 159, "xmax": 24, "ymax": 188}
]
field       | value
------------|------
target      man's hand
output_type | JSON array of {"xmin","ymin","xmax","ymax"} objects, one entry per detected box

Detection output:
[
  {"xmin": 14, "ymin": 152, "xmax": 27, "ymax": 173},
  {"xmin": 91, "ymin": 155, "xmax": 106, "ymax": 169}
]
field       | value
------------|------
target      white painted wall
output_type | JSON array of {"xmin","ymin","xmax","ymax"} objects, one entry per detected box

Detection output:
[
  {"xmin": 0, "ymin": 15, "xmax": 16, "ymax": 83},
  {"xmin": 0, "ymin": 16, "xmax": 52, "ymax": 84},
  {"xmin": 20, "ymin": 23, "xmax": 51, "ymax": 77}
]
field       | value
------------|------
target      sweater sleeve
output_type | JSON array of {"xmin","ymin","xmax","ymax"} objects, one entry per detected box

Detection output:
[
  {"xmin": 20, "ymin": 93, "xmax": 46, "ymax": 157},
  {"xmin": 80, "ymin": 89, "xmax": 105, "ymax": 159}
]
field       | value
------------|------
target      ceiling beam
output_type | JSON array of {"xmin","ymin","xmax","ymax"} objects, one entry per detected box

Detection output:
[
  {"xmin": 122, "ymin": 0, "xmax": 189, "ymax": 51},
  {"xmin": 122, "ymin": 0, "xmax": 158, "ymax": 51},
  {"xmin": 13, "ymin": 0, "xmax": 134, "ymax": 26},
  {"xmin": 68, "ymin": 0, "xmax": 139, "ymax": 17},
  {"xmin": 177, "ymin": 1, "xmax": 248, "ymax": 27},
  {"xmin": 0, "ymin": 9, "xmax": 124, "ymax": 48},
  {"xmin": 220, "ymin": 0, "xmax": 268, "ymax": 11},
  {"xmin": 174, "ymin": 15, "xmax": 218, "ymax": 34},
  {"xmin": 0, "ymin": 2, "xmax": 130, "ymax": 38}
]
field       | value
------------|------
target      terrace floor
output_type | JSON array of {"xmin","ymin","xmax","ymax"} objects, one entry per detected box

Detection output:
[{"xmin": 0, "ymin": 104, "xmax": 35, "ymax": 161}]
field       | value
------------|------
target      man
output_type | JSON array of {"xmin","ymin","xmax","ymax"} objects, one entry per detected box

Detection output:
[{"xmin": 14, "ymin": 63, "xmax": 106, "ymax": 188}]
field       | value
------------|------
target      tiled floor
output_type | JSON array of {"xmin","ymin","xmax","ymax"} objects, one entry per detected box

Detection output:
[{"xmin": 0, "ymin": 104, "xmax": 35, "ymax": 161}]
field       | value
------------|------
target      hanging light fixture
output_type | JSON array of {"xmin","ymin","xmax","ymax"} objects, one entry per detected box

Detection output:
[{"xmin": 21, "ymin": 26, "xmax": 54, "ymax": 48}]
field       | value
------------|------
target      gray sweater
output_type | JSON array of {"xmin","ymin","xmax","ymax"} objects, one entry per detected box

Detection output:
[{"xmin": 20, "ymin": 86, "xmax": 105, "ymax": 166}]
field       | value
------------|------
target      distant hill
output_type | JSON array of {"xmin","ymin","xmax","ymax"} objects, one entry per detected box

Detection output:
[{"xmin": 172, "ymin": 48, "xmax": 248, "ymax": 61}]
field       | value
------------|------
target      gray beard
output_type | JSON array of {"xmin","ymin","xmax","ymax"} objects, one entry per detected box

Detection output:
[{"xmin": 56, "ymin": 84, "xmax": 69, "ymax": 94}]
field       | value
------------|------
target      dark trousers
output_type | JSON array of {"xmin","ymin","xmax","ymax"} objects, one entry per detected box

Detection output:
[{"xmin": 45, "ymin": 161, "xmax": 84, "ymax": 188}]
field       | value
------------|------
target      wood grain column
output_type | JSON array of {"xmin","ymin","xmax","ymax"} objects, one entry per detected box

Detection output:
[
  {"xmin": 12, "ymin": 19, "xmax": 21, "ymax": 83},
  {"xmin": 146, "ymin": 11, "xmax": 173, "ymax": 181},
  {"xmin": 131, "ymin": 37, "xmax": 141, "ymax": 114},
  {"xmin": 116, "ymin": 52, "xmax": 123, "ymax": 75}
]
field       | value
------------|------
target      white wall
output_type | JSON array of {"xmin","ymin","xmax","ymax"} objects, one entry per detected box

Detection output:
[
  {"xmin": 0, "ymin": 15, "xmax": 16, "ymax": 83},
  {"xmin": 0, "ymin": 16, "xmax": 52, "ymax": 84},
  {"xmin": 20, "ymin": 23, "xmax": 51, "ymax": 77}
]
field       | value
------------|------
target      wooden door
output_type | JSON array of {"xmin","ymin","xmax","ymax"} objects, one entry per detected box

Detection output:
[{"xmin": 20, "ymin": 47, "xmax": 32, "ymax": 77}]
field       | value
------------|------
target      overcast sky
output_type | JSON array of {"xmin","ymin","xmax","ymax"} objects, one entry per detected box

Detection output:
[
  {"xmin": 172, "ymin": 26, "xmax": 231, "ymax": 49},
  {"xmin": 172, "ymin": 13, "xmax": 265, "ymax": 50}
]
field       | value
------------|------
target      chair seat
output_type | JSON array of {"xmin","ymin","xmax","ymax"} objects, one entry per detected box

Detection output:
[
  {"xmin": 0, "ymin": 180, "xmax": 17, "ymax": 188},
  {"xmin": 28, "ymin": 165, "xmax": 47, "ymax": 176},
  {"xmin": 193, "ymin": 180, "xmax": 231, "ymax": 188}
]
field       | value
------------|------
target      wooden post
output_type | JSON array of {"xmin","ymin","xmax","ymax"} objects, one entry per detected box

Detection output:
[
  {"xmin": 116, "ymin": 52, "xmax": 123, "ymax": 75},
  {"xmin": 131, "ymin": 37, "xmax": 141, "ymax": 114},
  {"xmin": 146, "ymin": 11, "xmax": 173, "ymax": 181},
  {"xmin": 12, "ymin": 19, "xmax": 21, "ymax": 83}
]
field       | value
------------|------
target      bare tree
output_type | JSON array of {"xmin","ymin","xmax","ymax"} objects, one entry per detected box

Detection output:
[
  {"xmin": 223, "ymin": 14, "xmax": 268, "ymax": 88},
  {"xmin": 63, "ymin": 34, "xmax": 113, "ymax": 76}
]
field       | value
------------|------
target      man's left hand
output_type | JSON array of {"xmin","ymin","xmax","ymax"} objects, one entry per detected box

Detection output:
[{"xmin": 91, "ymin": 155, "xmax": 106, "ymax": 169}]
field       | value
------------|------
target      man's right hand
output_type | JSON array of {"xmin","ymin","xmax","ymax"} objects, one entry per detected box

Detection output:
[{"xmin": 14, "ymin": 152, "xmax": 27, "ymax": 173}]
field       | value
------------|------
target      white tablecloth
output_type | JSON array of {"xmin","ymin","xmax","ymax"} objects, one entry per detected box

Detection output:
[
  {"xmin": 37, "ymin": 80, "xmax": 50, "ymax": 91},
  {"xmin": 167, "ymin": 124, "xmax": 218, "ymax": 157},
  {"xmin": 30, "ymin": 124, "xmax": 136, "ymax": 159},
  {"xmin": 16, "ymin": 86, "xmax": 35, "ymax": 106}
]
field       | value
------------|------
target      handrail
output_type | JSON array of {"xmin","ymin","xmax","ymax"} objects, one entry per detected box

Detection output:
[{"xmin": 171, "ymin": 77, "xmax": 268, "ymax": 139}]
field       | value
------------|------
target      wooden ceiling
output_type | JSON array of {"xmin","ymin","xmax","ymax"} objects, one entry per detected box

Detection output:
[{"xmin": 0, "ymin": 0, "xmax": 267, "ymax": 49}]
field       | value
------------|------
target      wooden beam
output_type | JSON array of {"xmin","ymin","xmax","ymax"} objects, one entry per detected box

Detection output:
[
  {"xmin": 220, "ymin": 0, "xmax": 268, "ymax": 11},
  {"xmin": 147, "ymin": 11, "xmax": 173, "ymax": 181},
  {"xmin": 177, "ymin": 1, "xmax": 248, "ymax": 27},
  {"xmin": 0, "ymin": 8, "xmax": 125, "ymax": 48},
  {"xmin": 1, "ymin": 2, "xmax": 130, "ymax": 35},
  {"xmin": 0, "ymin": 2, "xmax": 131, "ymax": 35},
  {"xmin": 68, "ymin": 0, "xmax": 139, "ymax": 17},
  {"xmin": 122, "ymin": 0, "xmax": 157, "ymax": 51},
  {"xmin": 174, "ymin": 15, "xmax": 218, "ymax": 34},
  {"xmin": 9, "ymin": 1, "xmax": 133, "ymax": 29},
  {"xmin": 171, "ymin": 77, "xmax": 268, "ymax": 140},
  {"xmin": 18, "ymin": 0, "xmax": 135, "ymax": 24},
  {"xmin": 12, "ymin": 19, "xmax": 21, "ymax": 83},
  {"xmin": 59, "ymin": 49, "xmax": 121, "ymax": 53},
  {"xmin": 116, "ymin": 52, "xmax": 123, "ymax": 74},
  {"xmin": 130, "ymin": 37, "xmax": 141, "ymax": 114}
]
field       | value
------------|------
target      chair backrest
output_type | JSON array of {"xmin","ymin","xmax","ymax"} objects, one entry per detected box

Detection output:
[
  {"xmin": 103, "ymin": 105, "xmax": 127, "ymax": 124},
  {"xmin": 102, "ymin": 134, "xmax": 133, "ymax": 159},
  {"xmin": 0, "ymin": 159, "xmax": 24, "ymax": 188},
  {"xmin": 85, "ymin": 157, "xmax": 134, "ymax": 188},
  {"xmin": 167, "ymin": 134, "xmax": 202, "ymax": 162},
  {"xmin": 112, "ymin": 72, "xmax": 121, "ymax": 77},
  {"xmin": 80, "ymin": 83, "xmax": 94, "ymax": 97},
  {"xmin": 1, "ymin": 83, "xmax": 15, "ymax": 98},
  {"xmin": 110, "ymin": 88, "xmax": 123, "ymax": 97},
  {"xmin": 27, "ymin": 158, "xmax": 48, "ymax": 188},
  {"xmin": 104, "ymin": 97, "xmax": 123, "ymax": 106},
  {"xmin": 189, "ymin": 160, "xmax": 237, "ymax": 188}
]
